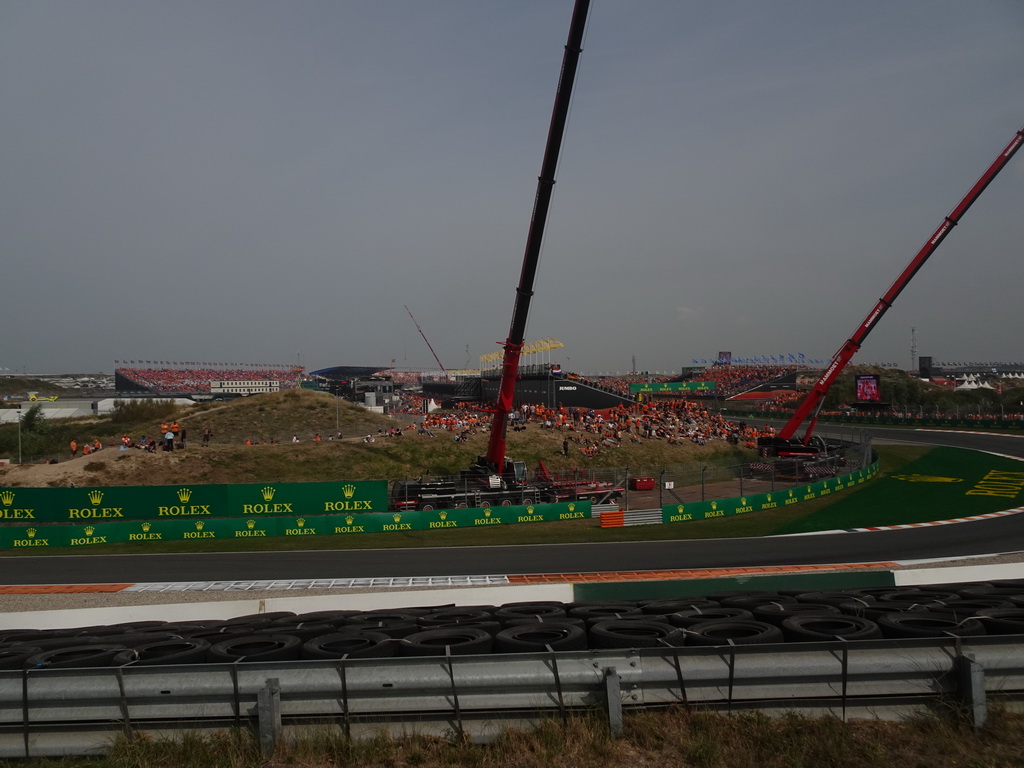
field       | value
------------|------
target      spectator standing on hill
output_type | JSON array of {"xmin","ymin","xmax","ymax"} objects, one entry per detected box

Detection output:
[
  {"xmin": 70, "ymin": 439, "xmax": 78, "ymax": 458},
  {"xmin": 164, "ymin": 430, "xmax": 175, "ymax": 452},
  {"xmin": 202, "ymin": 425, "xmax": 212, "ymax": 446},
  {"xmin": 179, "ymin": 427, "xmax": 187, "ymax": 449}
]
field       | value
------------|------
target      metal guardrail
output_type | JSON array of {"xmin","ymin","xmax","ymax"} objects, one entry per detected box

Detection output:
[{"xmin": 2, "ymin": 635, "xmax": 1021, "ymax": 758}]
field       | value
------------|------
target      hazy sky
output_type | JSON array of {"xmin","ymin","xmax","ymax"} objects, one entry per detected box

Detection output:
[{"xmin": 2, "ymin": 1, "xmax": 1022, "ymax": 376}]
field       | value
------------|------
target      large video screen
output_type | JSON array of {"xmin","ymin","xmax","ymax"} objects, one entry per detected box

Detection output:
[{"xmin": 855, "ymin": 374, "xmax": 881, "ymax": 402}]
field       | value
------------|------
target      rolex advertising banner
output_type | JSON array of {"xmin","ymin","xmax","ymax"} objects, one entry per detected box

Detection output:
[
  {"xmin": 0, "ymin": 480, "xmax": 388, "ymax": 524},
  {"xmin": 0, "ymin": 499, "xmax": 591, "ymax": 550},
  {"xmin": 662, "ymin": 462, "xmax": 879, "ymax": 523}
]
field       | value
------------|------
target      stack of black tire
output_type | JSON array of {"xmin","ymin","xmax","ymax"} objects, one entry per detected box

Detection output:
[{"xmin": 2, "ymin": 580, "xmax": 1023, "ymax": 668}]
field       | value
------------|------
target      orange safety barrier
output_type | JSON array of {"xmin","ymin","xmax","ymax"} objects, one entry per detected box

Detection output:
[{"xmin": 599, "ymin": 511, "xmax": 625, "ymax": 528}]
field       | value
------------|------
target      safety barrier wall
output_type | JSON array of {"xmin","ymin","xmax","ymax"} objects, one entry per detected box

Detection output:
[
  {"xmin": 724, "ymin": 411, "xmax": 1023, "ymax": 431},
  {"xmin": 0, "ymin": 480, "xmax": 388, "ymax": 524},
  {"xmin": 661, "ymin": 459, "xmax": 880, "ymax": 523},
  {"xmin": 0, "ymin": 635, "xmax": 1017, "ymax": 757},
  {"xmin": 0, "ymin": 500, "xmax": 591, "ymax": 550}
]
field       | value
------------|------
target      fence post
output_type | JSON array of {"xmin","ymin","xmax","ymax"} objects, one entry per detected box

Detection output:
[
  {"xmin": 603, "ymin": 666, "xmax": 624, "ymax": 738},
  {"xmin": 701, "ymin": 466, "xmax": 707, "ymax": 502},
  {"xmin": 256, "ymin": 677, "xmax": 282, "ymax": 759},
  {"xmin": 659, "ymin": 469, "xmax": 665, "ymax": 507}
]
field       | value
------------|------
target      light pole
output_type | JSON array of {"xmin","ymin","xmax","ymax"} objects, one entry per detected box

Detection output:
[{"xmin": 16, "ymin": 410, "xmax": 22, "ymax": 465}]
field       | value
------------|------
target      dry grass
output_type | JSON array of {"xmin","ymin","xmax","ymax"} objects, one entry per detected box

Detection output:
[{"xmin": 8, "ymin": 706, "xmax": 1024, "ymax": 768}]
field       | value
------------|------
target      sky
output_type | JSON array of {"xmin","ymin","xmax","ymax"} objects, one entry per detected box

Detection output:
[{"xmin": 2, "ymin": 1, "xmax": 1022, "ymax": 376}]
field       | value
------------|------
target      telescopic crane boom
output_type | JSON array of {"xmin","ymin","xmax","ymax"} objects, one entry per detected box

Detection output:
[
  {"xmin": 772, "ymin": 123, "xmax": 1024, "ymax": 449},
  {"xmin": 482, "ymin": 0, "xmax": 590, "ymax": 475}
]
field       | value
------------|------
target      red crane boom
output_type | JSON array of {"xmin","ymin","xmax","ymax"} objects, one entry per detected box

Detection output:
[
  {"xmin": 775, "ymin": 124, "xmax": 1024, "ymax": 447},
  {"xmin": 482, "ymin": 0, "xmax": 590, "ymax": 474}
]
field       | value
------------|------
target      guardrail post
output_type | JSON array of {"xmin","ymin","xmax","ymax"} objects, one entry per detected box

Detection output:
[
  {"xmin": 955, "ymin": 653, "xmax": 987, "ymax": 731},
  {"xmin": 603, "ymin": 666, "xmax": 623, "ymax": 738},
  {"xmin": 256, "ymin": 677, "xmax": 282, "ymax": 759}
]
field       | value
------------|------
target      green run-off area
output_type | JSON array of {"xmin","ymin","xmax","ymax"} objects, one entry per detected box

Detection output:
[{"xmin": 771, "ymin": 446, "xmax": 1024, "ymax": 534}]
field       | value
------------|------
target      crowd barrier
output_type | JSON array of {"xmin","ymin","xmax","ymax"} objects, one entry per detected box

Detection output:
[{"xmin": 661, "ymin": 460, "xmax": 880, "ymax": 523}]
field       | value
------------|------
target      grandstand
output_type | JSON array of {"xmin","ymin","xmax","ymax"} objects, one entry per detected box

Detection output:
[{"xmin": 115, "ymin": 362, "xmax": 302, "ymax": 396}]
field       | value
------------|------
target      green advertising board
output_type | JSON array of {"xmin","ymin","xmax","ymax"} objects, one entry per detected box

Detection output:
[
  {"xmin": 0, "ymin": 500, "xmax": 592, "ymax": 550},
  {"xmin": 662, "ymin": 462, "xmax": 879, "ymax": 523},
  {"xmin": 0, "ymin": 480, "xmax": 388, "ymax": 524},
  {"xmin": 629, "ymin": 381, "xmax": 716, "ymax": 393}
]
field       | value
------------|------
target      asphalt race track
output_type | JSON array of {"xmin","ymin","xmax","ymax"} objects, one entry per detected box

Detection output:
[{"xmin": 1, "ymin": 426, "xmax": 1022, "ymax": 586}]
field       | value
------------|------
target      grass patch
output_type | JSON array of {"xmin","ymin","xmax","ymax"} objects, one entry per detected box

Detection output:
[{"xmin": 7, "ymin": 706, "xmax": 1023, "ymax": 768}]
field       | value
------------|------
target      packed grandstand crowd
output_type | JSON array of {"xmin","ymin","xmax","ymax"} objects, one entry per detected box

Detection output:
[{"xmin": 116, "ymin": 367, "xmax": 301, "ymax": 394}]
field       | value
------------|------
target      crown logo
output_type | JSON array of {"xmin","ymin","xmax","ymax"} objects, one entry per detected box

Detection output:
[
  {"xmin": 246, "ymin": 519, "xmax": 256, "ymax": 529},
  {"xmin": 526, "ymin": 505, "xmax": 534, "ymax": 514},
  {"xmin": 788, "ymin": 489, "xmax": 794, "ymax": 497},
  {"xmin": 26, "ymin": 528, "xmax": 36, "ymax": 538},
  {"xmin": 345, "ymin": 515, "xmax": 354, "ymax": 524},
  {"xmin": 392, "ymin": 513, "xmax": 401, "ymax": 523},
  {"xmin": 807, "ymin": 486, "xmax": 813, "ymax": 493},
  {"xmin": 740, "ymin": 497, "xmax": 747, "ymax": 505},
  {"xmin": 766, "ymin": 494, "xmax": 772, "ymax": 502},
  {"xmin": 0, "ymin": 490, "xmax": 14, "ymax": 507},
  {"xmin": 141, "ymin": 522, "xmax": 151, "ymax": 532},
  {"xmin": 567, "ymin": 503, "xmax": 576, "ymax": 512},
  {"xmin": 177, "ymin": 488, "xmax": 192, "ymax": 503},
  {"xmin": 84, "ymin": 526, "xmax": 95, "ymax": 536},
  {"xmin": 194, "ymin": 520, "xmax": 205, "ymax": 530},
  {"xmin": 484, "ymin": 508, "xmax": 492, "ymax": 517},
  {"xmin": 342, "ymin": 484, "xmax": 356, "ymax": 499},
  {"xmin": 711, "ymin": 501, "xmax": 718, "ymax": 510},
  {"xmin": 88, "ymin": 489, "xmax": 104, "ymax": 505},
  {"xmin": 261, "ymin": 486, "xmax": 275, "ymax": 501},
  {"xmin": 677, "ymin": 504, "xmax": 684, "ymax": 513},
  {"xmin": 297, "ymin": 518, "xmax": 306, "ymax": 527},
  {"xmin": 439, "ymin": 510, "xmax": 447, "ymax": 520}
]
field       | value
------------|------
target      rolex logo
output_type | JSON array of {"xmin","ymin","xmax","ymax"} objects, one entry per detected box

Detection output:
[
  {"xmin": 788, "ymin": 489, "xmax": 794, "ymax": 497},
  {"xmin": 392, "ymin": 513, "xmax": 401, "ymax": 523},
  {"xmin": 807, "ymin": 486, "xmax": 813, "ymax": 493},
  {"xmin": 567, "ymin": 503, "xmax": 576, "ymax": 512},
  {"xmin": 484, "ymin": 508, "xmax": 492, "ymax": 517},
  {"xmin": 342, "ymin": 484, "xmax": 356, "ymax": 499},
  {"xmin": 740, "ymin": 497, "xmax": 746, "ymax": 505},
  {"xmin": 0, "ymin": 490, "xmax": 14, "ymax": 507},
  {"xmin": 141, "ymin": 522, "xmax": 151, "ymax": 532},
  {"xmin": 677, "ymin": 504, "xmax": 684, "ymax": 513},
  {"xmin": 526, "ymin": 506, "xmax": 534, "ymax": 514},
  {"xmin": 261, "ymin": 486, "xmax": 276, "ymax": 501},
  {"xmin": 711, "ymin": 501, "xmax": 718, "ymax": 510},
  {"xmin": 194, "ymin": 520, "xmax": 205, "ymax": 530},
  {"xmin": 88, "ymin": 489, "xmax": 104, "ymax": 505},
  {"xmin": 345, "ymin": 515, "xmax": 354, "ymax": 525},
  {"xmin": 246, "ymin": 519, "xmax": 256, "ymax": 529},
  {"xmin": 439, "ymin": 510, "xmax": 447, "ymax": 520},
  {"xmin": 766, "ymin": 494, "xmax": 772, "ymax": 502},
  {"xmin": 297, "ymin": 518, "xmax": 306, "ymax": 527},
  {"xmin": 84, "ymin": 526, "xmax": 95, "ymax": 536},
  {"xmin": 26, "ymin": 528, "xmax": 36, "ymax": 538},
  {"xmin": 177, "ymin": 488, "xmax": 193, "ymax": 503}
]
